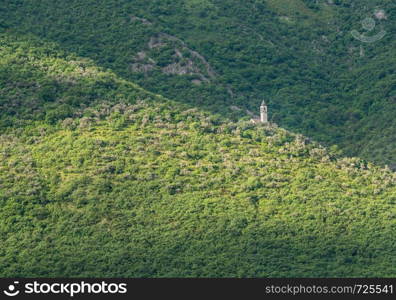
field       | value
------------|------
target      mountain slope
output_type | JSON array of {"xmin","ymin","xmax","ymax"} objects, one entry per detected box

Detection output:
[
  {"xmin": 1, "ymin": 0, "xmax": 395, "ymax": 169},
  {"xmin": 1, "ymin": 33, "xmax": 396, "ymax": 277}
]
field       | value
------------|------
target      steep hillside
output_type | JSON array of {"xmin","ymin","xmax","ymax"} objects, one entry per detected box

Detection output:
[
  {"xmin": 1, "ymin": 0, "xmax": 395, "ymax": 168},
  {"xmin": 1, "ymin": 33, "xmax": 396, "ymax": 277}
]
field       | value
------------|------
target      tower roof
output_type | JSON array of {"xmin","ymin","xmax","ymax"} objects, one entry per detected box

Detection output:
[{"xmin": 261, "ymin": 100, "xmax": 266, "ymax": 106}]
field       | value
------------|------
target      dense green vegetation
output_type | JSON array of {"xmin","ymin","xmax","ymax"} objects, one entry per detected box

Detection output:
[
  {"xmin": 0, "ymin": 32, "xmax": 396, "ymax": 277},
  {"xmin": 1, "ymin": 0, "xmax": 395, "ymax": 168}
]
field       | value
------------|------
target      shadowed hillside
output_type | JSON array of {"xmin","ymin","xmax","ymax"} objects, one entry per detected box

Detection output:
[
  {"xmin": 0, "ymin": 33, "xmax": 395, "ymax": 277},
  {"xmin": 1, "ymin": 0, "xmax": 395, "ymax": 168}
]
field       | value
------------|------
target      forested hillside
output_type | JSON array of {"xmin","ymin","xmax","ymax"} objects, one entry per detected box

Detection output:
[
  {"xmin": 1, "ymin": 0, "xmax": 395, "ymax": 168},
  {"xmin": 0, "ymin": 32, "xmax": 396, "ymax": 277}
]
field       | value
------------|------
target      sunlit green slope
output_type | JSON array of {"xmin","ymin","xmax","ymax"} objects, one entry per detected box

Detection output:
[
  {"xmin": 1, "ymin": 0, "xmax": 395, "ymax": 167},
  {"xmin": 0, "ymin": 33, "xmax": 395, "ymax": 277}
]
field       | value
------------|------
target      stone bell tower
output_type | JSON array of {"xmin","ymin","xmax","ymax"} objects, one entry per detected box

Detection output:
[{"xmin": 260, "ymin": 100, "xmax": 268, "ymax": 123}]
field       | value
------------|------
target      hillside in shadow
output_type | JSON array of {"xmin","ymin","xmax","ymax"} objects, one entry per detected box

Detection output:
[{"xmin": 1, "ymin": 0, "xmax": 395, "ymax": 169}]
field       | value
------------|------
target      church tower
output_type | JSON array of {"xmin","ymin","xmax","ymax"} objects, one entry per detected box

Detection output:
[{"xmin": 260, "ymin": 100, "xmax": 268, "ymax": 123}]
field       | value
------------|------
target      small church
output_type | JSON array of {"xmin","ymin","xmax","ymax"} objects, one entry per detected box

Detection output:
[{"xmin": 251, "ymin": 100, "xmax": 268, "ymax": 124}]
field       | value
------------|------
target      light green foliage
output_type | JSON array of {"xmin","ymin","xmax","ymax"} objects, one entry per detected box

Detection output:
[
  {"xmin": 1, "ymin": 0, "xmax": 395, "ymax": 167},
  {"xmin": 0, "ymin": 34, "xmax": 395, "ymax": 277}
]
